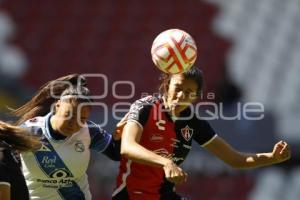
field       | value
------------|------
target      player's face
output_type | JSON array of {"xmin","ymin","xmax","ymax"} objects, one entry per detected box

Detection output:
[
  {"xmin": 53, "ymin": 101, "xmax": 91, "ymax": 136},
  {"xmin": 166, "ymin": 74, "xmax": 198, "ymax": 116}
]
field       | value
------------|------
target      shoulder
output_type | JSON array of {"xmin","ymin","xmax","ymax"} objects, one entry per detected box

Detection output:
[
  {"xmin": 128, "ymin": 96, "xmax": 160, "ymax": 124},
  {"xmin": 22, "ymin": 116, "xmax": 46, "ymax": 128},
  {"xmin": 21, "ymin": 115, "xmax": 48, "ymax": 136},
  {"xmin": 86, "ymin": 120, "xmax": 109, "ymax": 137},
  {"xmin": 131, "ymin": 95, "xmax": 158, "ymax": 109},
  {"xmin": 130, "ymin": 95, "xmax": 161, "ymax": 113}
]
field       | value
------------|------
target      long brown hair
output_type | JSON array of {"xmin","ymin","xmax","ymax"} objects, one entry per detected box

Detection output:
[
  {"xmin": 12, "ymin": 74, "xmax": 87, "ymax": 125},
  {"xmin": 0, "ymin": 121, "xmax": 41, "ymax": 152}
]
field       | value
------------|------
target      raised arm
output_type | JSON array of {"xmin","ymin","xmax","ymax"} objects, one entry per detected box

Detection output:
[
  {"xmin": 204, "ymin": 136, "xmax": 291, "ymax": 169},
  {"xmin": 121, "ymin": 121, "xmax": 187, "ymax": 184}
]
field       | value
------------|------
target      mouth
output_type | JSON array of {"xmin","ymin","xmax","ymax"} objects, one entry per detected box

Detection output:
[{"xmin": 171, "ymin": 101, "xmax": 181, "ymax": 108}]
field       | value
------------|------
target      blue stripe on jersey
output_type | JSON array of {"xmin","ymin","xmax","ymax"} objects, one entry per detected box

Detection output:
[
  {"xmin": 34, "ymin": 137, "xmax": 85, "ymax": 200},
  {"xmin": 57, "ymin": 184, "xmax": 85, "ymax": 200},
  {"xmin": 87, "ymin": 121, "xmax": 112, "ymax": 152}
]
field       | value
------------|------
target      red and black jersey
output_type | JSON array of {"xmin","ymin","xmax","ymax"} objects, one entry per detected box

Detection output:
[{"xmin": 113, "ymin": 96, "xmax": 217, "ymax": 200}]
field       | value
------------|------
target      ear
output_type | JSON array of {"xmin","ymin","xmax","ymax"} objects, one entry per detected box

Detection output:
[
  {"xmin": 55, "ymin": 100, "xmax": 61, "ymax": 109},
  {"xmin": 191, "ymin": 96, "xmax": 198, "ymax": 104}
]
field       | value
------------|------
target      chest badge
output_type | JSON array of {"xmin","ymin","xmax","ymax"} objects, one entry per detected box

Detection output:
[
  {"xmin": 181, "ymin": 125, "xmax": 194, "ymax": 141},
  {"xmin": 155, "ymin": 119, "xmax": 166, "ymax": 131},
  {"xmin": 74, "ymin": 141, "xmax": 85, "ymax": 152}
]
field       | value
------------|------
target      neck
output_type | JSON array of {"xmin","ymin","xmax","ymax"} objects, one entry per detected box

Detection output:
[
  {"xmin": 50, "ymin": 116, "xmax": 67, "ymax": 137},
  {"xmin": 162, "ymin": 96, "xmax": 180, "ymax": 117},
  {"xmin": 50, "ymin": 116, "xmax": 58, "ymax": 131},
  {"xmin": 162, "ymin": 96, "xmax": 170, "ymax": 110}
]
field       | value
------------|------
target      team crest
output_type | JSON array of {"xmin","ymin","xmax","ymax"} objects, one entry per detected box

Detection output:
[
  {"xmin": 181, "ymin": 125, "xmax": 194, "ymax": 141},
  {"xmin": 74, "ymin": 141, "xmax": 85, "ymax": 152}
]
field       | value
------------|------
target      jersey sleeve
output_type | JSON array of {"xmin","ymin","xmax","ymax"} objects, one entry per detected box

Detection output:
[
  {"xmin": 127, "ymin": 97, "xmax": 153, "ymax": 128},
  {"xmin": 193, "ymin": 119, "xmax": 217, "ymax": 147},
  {"xmin": 87, "ymin": 121, "xmax": 112, "ymax": 153},
  {"xmin": 20, "ymin": 117, "xmax": 44, "ymax": 137}
]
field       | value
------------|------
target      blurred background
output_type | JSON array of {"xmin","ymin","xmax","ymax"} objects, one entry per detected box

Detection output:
[{"xmin": 0, "ymin": 0, "xmax": 299, "ymax": 199}]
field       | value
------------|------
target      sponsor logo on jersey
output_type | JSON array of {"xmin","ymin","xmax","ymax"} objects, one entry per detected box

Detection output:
[
  {"xmin": 49, "ymin": 168, "xmax": 71, "ymax": 178},
  {"xmin": 41, "ymin": 156, "xmax": 57, "ymax": 168},
  {"xmin": 155, "ymin": 119, "xmax": 166, "ymax": 130},
  {"xmin": 153, "ymin": 148, "xmax": 184, "ymax": 163},
  {"xmin": 153, "ymin": 148, "xmax": 169, "ymax": 156},
  {"xmin": 181, "ymin": 125, "xmax": 194, "ymax": 141},
  {"xmin": 150, "ymin": 134, "xmax": 164, "ymax": 142},
  {"xmin": 133, "ymin": 191, "xmax": 143, "ymax": 195},
  {"xmin": 37, "ymin": 177, "xmax": 74, "ymax": 188},
  {"xmin": 74, "ymin": 140, "xmax": 85, "ymax": 152}
]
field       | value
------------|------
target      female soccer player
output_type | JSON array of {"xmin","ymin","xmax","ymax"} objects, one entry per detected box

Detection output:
[
  {"xmin": 113, "ymin": 67, "xmax": 291, "ymax": 200},
  {"xmin": 0, "ymin": 121, "xmax": 41, "ymax": 200},
  {"xmin": 12, "ymin": 74, "xmax": 125, "ymax": 200}
]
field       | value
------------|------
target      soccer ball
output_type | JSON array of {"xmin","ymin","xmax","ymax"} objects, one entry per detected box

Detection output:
[{"xmin": 151, "ymin": 29, "xmax": 197, "ymax": 74}]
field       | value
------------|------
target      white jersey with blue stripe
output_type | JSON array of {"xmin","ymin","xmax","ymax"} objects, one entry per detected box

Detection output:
[{"xmin": 20, "ymin": 113, "xmax": 112, "ymax": 200}]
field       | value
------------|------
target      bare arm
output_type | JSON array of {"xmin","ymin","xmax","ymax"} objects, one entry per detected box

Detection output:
[
  {"xmin": 121, "ymin": 121, "xmax": 187, "ymax": 184},
  {"xmin": 121, "ymin": 121, "xmax": 174, "ymax": 167},
  {"xmin": 204, "ymin": 136, "xmax": 291, "ymax": 169}
]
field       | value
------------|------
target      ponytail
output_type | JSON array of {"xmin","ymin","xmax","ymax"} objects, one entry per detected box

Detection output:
[
  {"xmin": 12, "ymin": 74, "xmax": 87, "ymax": 125},
  {"xmin": 0, "ymin": 121, "xmax": 41, "ymax": 152}
]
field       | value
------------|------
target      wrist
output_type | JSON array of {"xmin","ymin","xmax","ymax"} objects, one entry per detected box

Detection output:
[
  {"xmin": 162, "ymin": 159, "xmax": 174, "ymax": 168},
  {"xmin": 267, "ymin": 153, "xmax": 283, "ymax": 165}
]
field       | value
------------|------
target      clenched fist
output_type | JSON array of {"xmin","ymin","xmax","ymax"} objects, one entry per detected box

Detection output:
[{"xmin": 271, "ymin": 140, "xmax": 291, "ymax": 163}]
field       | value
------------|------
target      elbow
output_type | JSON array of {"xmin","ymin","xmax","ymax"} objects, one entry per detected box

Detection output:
[
  {"xmin": 229, "ymin": 161, "xmax": 254, "ymax": 170},
  {"xmin": 230, "ymin": 163, "xmax": 244, "ymax": 169},
  {"xmin": 121, "ymin": 144, "xmax": 140, "ymax": 161},
  {"xmin": 226, "ymin": 159, "xmax": 246, "ymax": 169},
  {"xmin": 120, "ymin": 144, "xmax": 131, "ymax": 158},
  {"xmin": 120, "ymin": 148, "xmax": 128, "ymax": 157},
  {"xmin": 224, "ymin": 153, "xmax": 250, "ymax": 169}
]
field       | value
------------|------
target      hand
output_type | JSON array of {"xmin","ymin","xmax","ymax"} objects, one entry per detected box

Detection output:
[
  {"xmin": 272, "ymin": 140, "xmax": 291, "ymax": 163},
  {"xmin": 113, "ymin": 113, "xmax": 129, "ymax": 140},
  {"xmin": 163, "ymin": 160, "xmax": 188, "ymax": 185}
]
